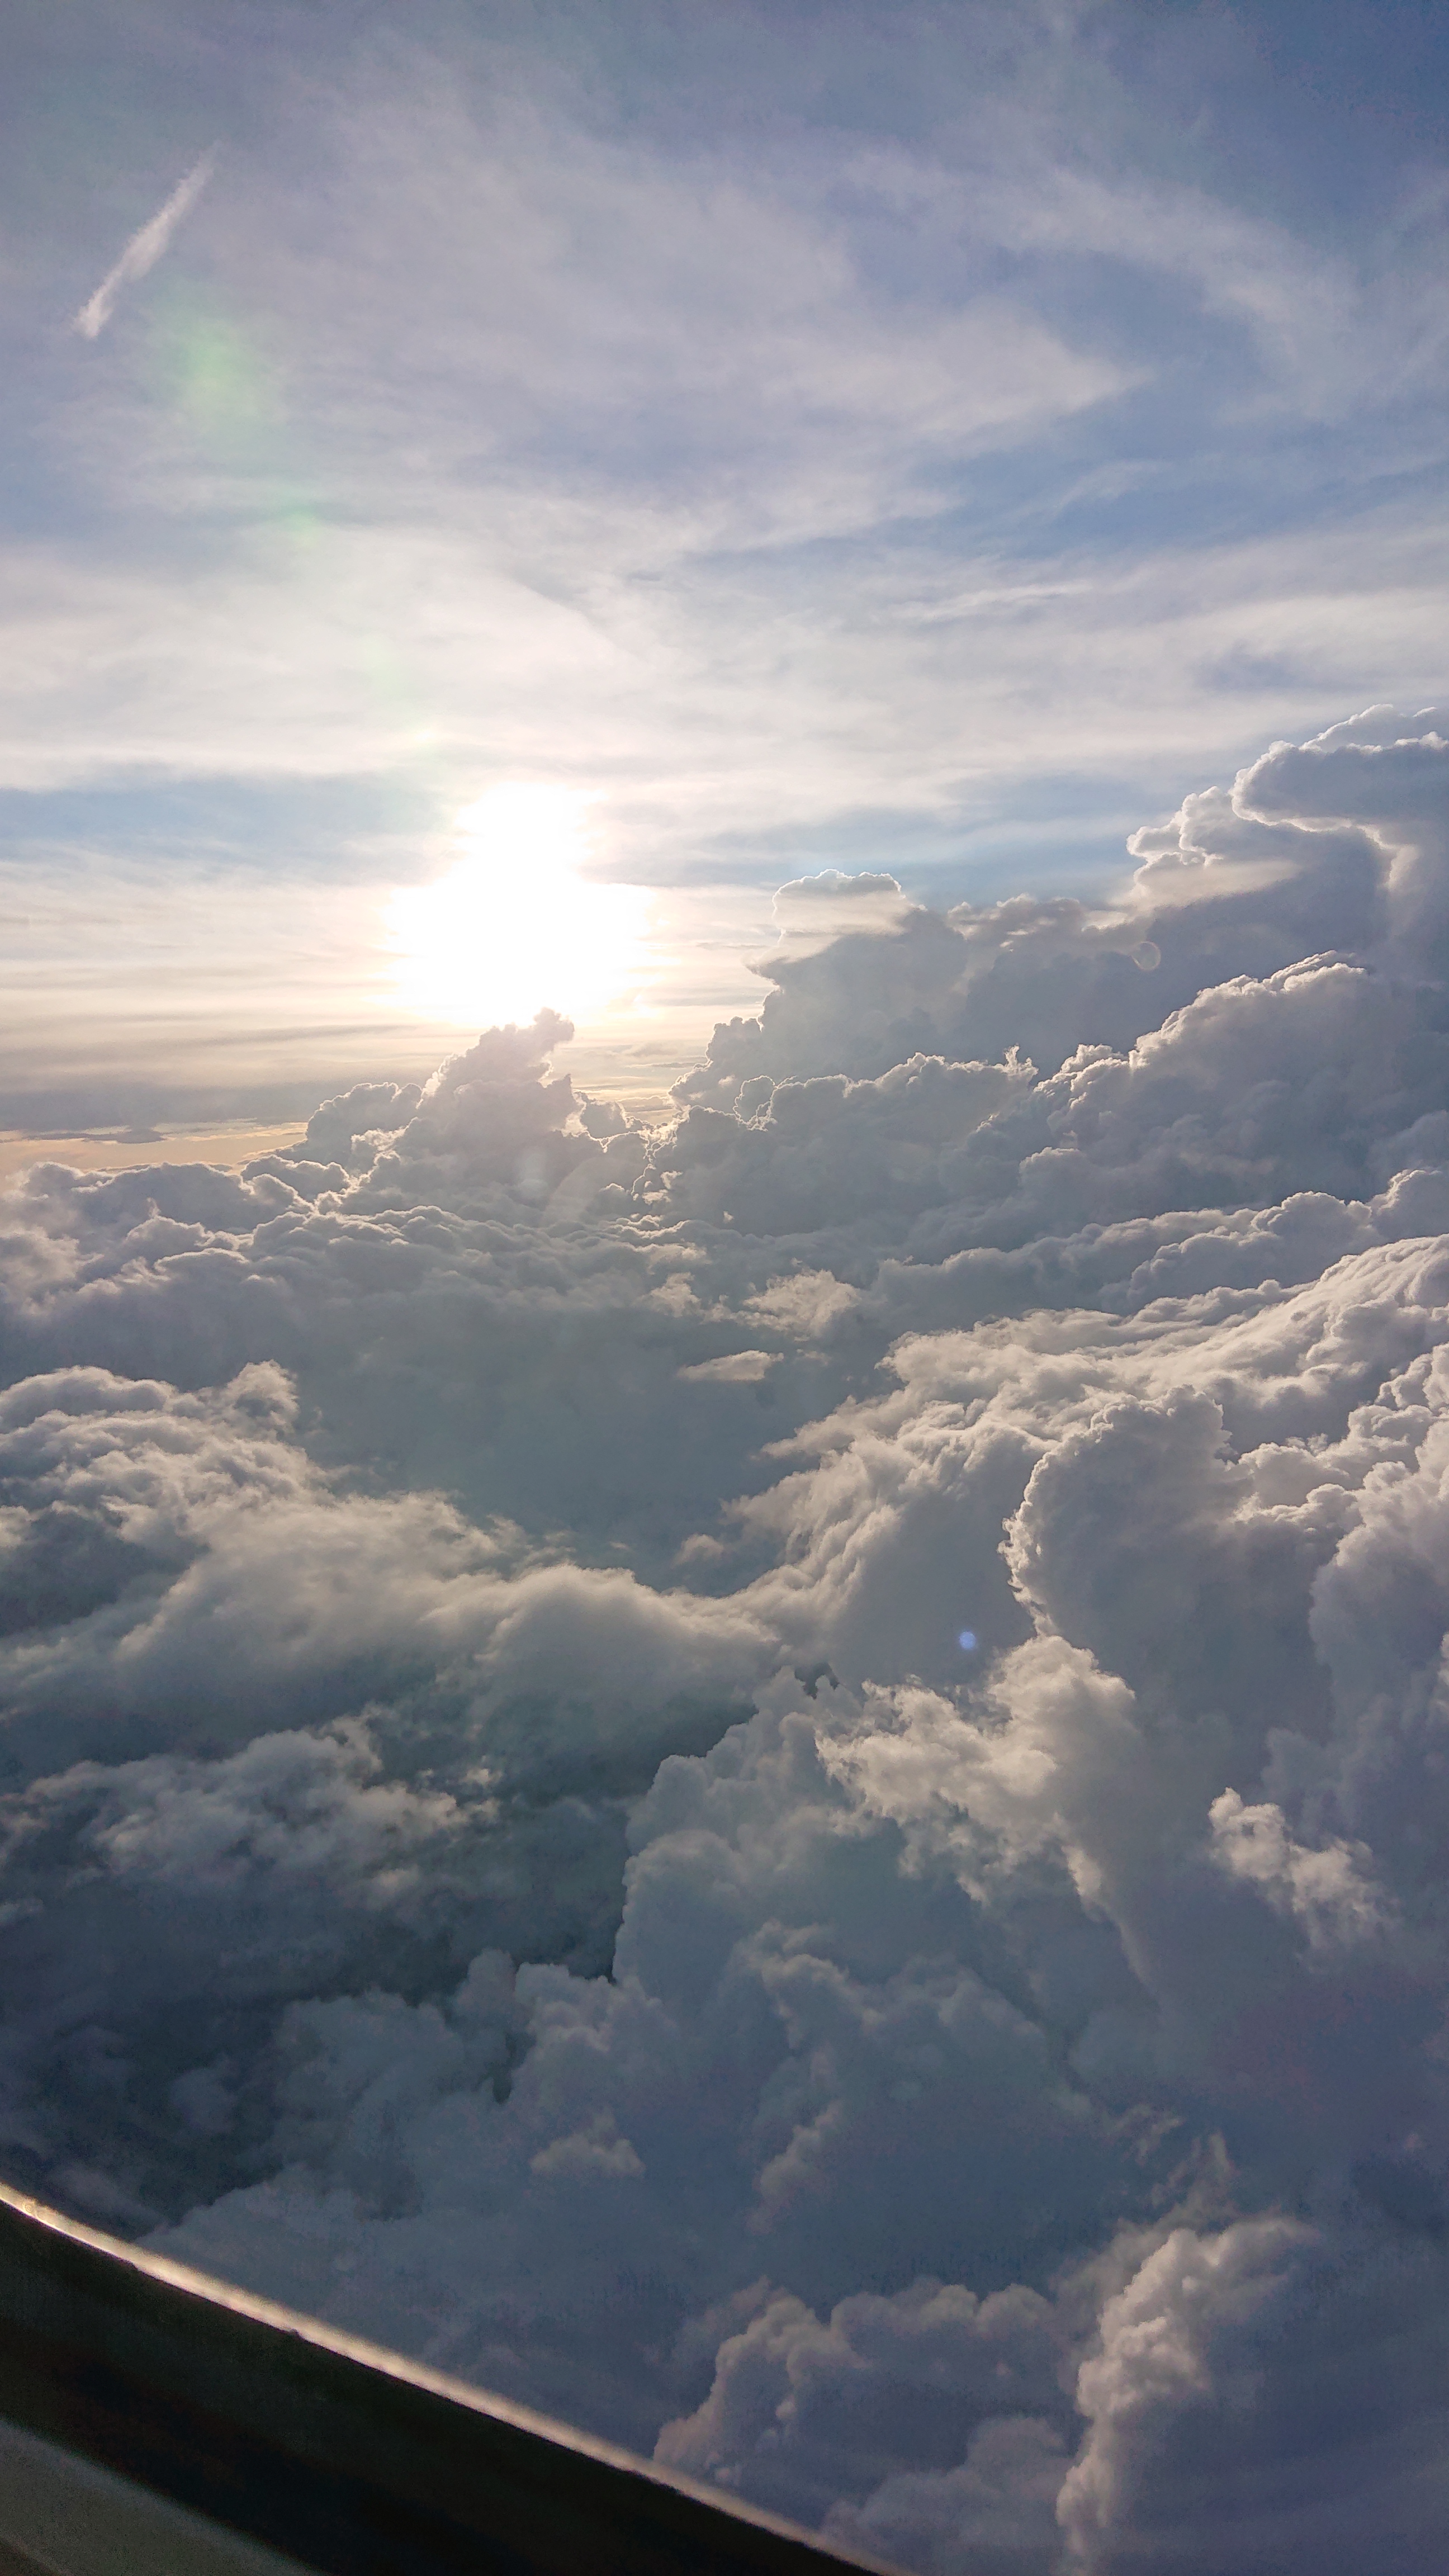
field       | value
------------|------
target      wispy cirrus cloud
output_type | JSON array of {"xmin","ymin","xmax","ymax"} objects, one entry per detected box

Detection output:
[{"xmin": 73, "ymin": 149, "xmax": 217, "ymax": 341}]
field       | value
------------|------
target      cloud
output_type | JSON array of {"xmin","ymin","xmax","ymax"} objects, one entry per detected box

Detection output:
[
  {"xmin": 73, "ymin": 151, "xmax": 217, "ymax": 341},
  {"xmin": 6, "ymin": 20, "xmax": 1447, "ymax": 916},
  {"xmin": 1055, "ymin": 2216, "xmax": 1449, "ymax": 2573},
  {"xmin": 658, "ymin": 2276, "xmax": 1068, "ymax": 2530},
  {"xmin": 2, "ymin": 709, "xmax": 1449, "ymax": 2561}
]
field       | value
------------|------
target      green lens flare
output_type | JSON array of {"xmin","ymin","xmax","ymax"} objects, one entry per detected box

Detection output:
[{"xmin": 151, "ymin": 297, "xmax": 281, "ymax": 446}]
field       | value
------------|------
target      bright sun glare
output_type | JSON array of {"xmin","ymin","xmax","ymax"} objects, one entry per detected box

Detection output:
[{"xmin": 386, "ymin": 784, "xmax": 651, "ymax": 1029}]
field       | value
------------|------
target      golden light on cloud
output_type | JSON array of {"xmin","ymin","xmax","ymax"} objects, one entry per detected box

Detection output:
[{"xmin": 385, "ymin": 785, "xmax": 651, "ymax": 1029}]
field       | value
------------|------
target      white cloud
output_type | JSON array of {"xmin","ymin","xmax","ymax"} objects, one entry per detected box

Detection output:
[
  {"xmin": 3, "ymin": 29, "xmax": 1446, "ymax": 983},
  {"xmin": 1206, "ymin": 1790, "xmax": 1391, "ymax": 1957},
  {"xmin": 73, "ymin": 151, "xmax": 216, "ymax": 340},
  {"xmin": 0, "ymin": 710, "xmax": 1448, "ymax": 2560},
  {"xmin": 1057, "ymin": 2216, "xmax": 1449, "ymax": 2572}
]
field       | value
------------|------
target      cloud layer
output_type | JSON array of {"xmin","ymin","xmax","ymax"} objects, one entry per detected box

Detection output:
[{"xmin": 4, "ymin": 709, "xmax": 1449, "ymax": 2566}]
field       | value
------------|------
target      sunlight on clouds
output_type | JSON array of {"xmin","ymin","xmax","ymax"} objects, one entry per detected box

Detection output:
[{"xmin": 385, "ymin": 784, "xmax": 652, "ymax": 1029}]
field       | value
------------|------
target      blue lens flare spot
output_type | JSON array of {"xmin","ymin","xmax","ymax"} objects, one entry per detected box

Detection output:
[{"xmin": 958, "ymin": 1629, "xmax": 977, "ymax": 1652}]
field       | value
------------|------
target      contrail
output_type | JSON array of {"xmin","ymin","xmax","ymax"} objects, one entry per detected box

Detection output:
[{"xmin": 73, "ymin": 149, "xmax": 217, "ymax": 341}]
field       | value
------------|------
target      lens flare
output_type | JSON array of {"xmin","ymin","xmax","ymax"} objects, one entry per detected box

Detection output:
[{"xmin": 386, "ymin": 785, "xmax": 650, "ymax": 1029}]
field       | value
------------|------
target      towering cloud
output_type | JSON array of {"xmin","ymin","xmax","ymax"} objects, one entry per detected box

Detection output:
[{"xmin": 3, "ymin": 709, "xmax": 1449, "ymax": 2568}]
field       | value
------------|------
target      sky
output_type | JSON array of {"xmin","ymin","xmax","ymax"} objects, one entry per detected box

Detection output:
[
  {"xmin": 6, "ymin": 0, "xmax": 1449, "ymax": 1136},
  {"xmin": 5, "ymin": 8, "xmax": 1449, "ymax": 2572}
]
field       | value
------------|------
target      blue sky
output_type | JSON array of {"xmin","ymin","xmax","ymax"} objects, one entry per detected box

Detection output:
[{"xmin": 4, "ymin": 0, "xmax": 1449, "ymax": 1126}]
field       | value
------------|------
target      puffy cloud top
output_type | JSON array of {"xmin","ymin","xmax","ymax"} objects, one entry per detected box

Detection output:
[{"xmin": 4, "ymin": 711, "xmax": 1449, "ymax": 2567}]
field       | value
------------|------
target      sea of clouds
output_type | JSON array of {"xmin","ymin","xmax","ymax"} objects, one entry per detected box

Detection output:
[{"xmin": 3, "ymin": 707, "xmax": 1449, "ymax": 2569}]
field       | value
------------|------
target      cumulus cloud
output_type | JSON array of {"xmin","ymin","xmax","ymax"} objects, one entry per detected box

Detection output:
[{"xmin": 3, "ymin": 709, "xmax": 1449, "ymax": 2564}]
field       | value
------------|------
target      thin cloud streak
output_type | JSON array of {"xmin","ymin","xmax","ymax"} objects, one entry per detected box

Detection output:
[{"xmin": 73, "ymin": 150, "xmax": 217, "ymax": 341}]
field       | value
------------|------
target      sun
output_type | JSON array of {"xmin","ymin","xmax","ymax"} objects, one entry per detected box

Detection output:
[{"xmin": 385, "ymin": 785, "xmax": 650, "ymax": 1029}]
